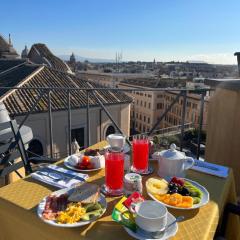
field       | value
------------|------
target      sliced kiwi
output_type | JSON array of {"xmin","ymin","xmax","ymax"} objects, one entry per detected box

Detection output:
[
  {"xmin": 81, "ymin": 209, "xmax": 104, "ymax": 221},
  {"xmin": 193, "ymin": 197, "xmax": 201, "ymax": 204},
  {"xmin": 84, "ymin": 203, "xmax": 102, "ymax": 212},
  {"xmin": 184, "ymin": 182, "xmax": 203, "ymax": 199}
]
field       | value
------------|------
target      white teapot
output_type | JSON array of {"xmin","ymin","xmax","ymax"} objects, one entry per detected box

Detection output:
[{"xmin": 153, "ymin": 143, "xmax": 194, "ymax": 178}]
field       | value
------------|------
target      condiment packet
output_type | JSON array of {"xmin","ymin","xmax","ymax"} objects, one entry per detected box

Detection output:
[
  {"xmin": 123, "ymin": 192, "xmax": 144, "ymax": 210},
  {"xmin": 112, "ymin": 208, "xmax": 136, "ymax": 231},
  {"xmin": 112, "ymin": 197, "xmax": 136, "ymax": 231}
]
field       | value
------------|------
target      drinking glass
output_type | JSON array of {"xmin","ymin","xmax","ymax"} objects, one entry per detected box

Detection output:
[
  {"xmin": 132, "ymin": 135, "xmax": 149, "ymax": 173},
  {"xmin": 104, "ymin": 150, "xmax": 124, "ymax": 196}
]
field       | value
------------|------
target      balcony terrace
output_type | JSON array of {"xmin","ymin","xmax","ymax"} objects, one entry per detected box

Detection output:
[{"xmin": 0, "ymin": 83, "xmax": 239, "ymax": 240}]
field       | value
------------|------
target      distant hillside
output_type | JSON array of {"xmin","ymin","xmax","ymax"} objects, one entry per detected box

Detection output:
[{"xmin": 58, "ymin": 55, "xmax": 115, "ymax": 63}]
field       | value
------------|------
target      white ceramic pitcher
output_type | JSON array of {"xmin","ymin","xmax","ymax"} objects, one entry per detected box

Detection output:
[{"xmin": 154, "ymin": 143, "xmax": 194, "ymax": 178}]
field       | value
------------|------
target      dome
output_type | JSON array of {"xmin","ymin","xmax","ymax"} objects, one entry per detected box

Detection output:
[
  {"xmin": 21, "ymin": 45, "xmax": 28, "ymax": 59},
  {"xmin": 70, "ymin": 52, "xmax": 76, "ymax": 63}
]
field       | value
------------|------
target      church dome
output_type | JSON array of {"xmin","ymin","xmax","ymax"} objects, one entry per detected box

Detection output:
[
  {"xmin": 70, "ymin": 52, "xmax": 76, "ymax": 63},
  {"xmin": 21, "ymin": 45, "xmax": 28, "ymax": 59}
]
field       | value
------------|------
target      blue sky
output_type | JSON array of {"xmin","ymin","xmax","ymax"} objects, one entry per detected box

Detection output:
[{"xmin": 1, "ymin": 0, "xmax": 240, "ymax": 64}]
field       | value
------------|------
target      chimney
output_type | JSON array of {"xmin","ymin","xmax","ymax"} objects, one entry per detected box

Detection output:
[{"xmin": 234, "ymin": 52, "xmax": 240, "ymax": 77}]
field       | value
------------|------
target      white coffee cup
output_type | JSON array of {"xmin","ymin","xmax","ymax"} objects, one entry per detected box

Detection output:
[
  {"xmin": 134, "ymin": 200, "xmax": 168, "ymax": 232},
  {"xmin": 106, "ymin": 134, "xmax": 126, "ymax": 151}
]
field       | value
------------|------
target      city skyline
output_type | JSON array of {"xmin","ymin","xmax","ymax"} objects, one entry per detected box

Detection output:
[{"xmin": 1, "ymin": 0, "xmax": 240, "ymax": 64}]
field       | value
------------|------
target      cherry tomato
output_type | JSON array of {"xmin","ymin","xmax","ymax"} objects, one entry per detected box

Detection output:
[
  {"xmin": 79, "ymin": 163, "xmax": 86, "ymax": 170},
  {"xmin": 81, "ymin": 156, "xmax": 90, "ymax": 166},
  {"xmin": 86, "ymin": 163, "xmax": 94, "ymax": 169}
]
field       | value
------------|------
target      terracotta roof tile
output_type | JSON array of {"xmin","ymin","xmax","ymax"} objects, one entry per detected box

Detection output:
[{"xmin": 0, "ymin": 63, "xmax": 132, "ymax": 116}]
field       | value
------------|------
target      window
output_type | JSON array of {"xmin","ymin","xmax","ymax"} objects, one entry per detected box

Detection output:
[
  {"xmin": 148, "ymin": 103, "xmax": 151, "ymax": 108},
  {"xmin": 139, "ymin": 114, "xmax": 142, "ymax": 120},
  {"xmin": 71, "ymin": 127, "xmax": 85, "ymax": 148},
  {"xmin": 144, "ymin": 102, "xmax": 146, "ymax": 107},
  {"xmin": 148, "ymin": 94, "xmax": 152, "ymax": 98},
  {"xmin": 144, "ymin": 116, "xmax": 146, "ymax": 122},
  {"xmin": 140, "ymin": 101, "xmax": 143, "ymax": 106},
  {"xmin": 193, "ymin": 103, "xmax": 198, "ymax": 109},
  {"xmin": 136, "ymin": 113, "xmax": 138, "ymax": 118},
  {"xmin": 157, "ymin": 103, "xmax": 163, "ymax": 109},
  {"xmin": 137, "ymin": 100, "xmax": 139, "ymax": 105},
  {"xmin": 139, "ymin": 123, "xmax": 142, "ymax": 131},
  {"xmin": 105, "ymin": 125, "xmax": 116, "ymax": 138},
  {"xmin": 143, "ymin": 125, "xmax": 146, "ymax": 132},
  {"xmin": 148, "ymin": 117, "xmax": 150, "ymax": 124},
  {"xmin": 28, "ymin": 139, "xmax": 43, "ymax": 157}
]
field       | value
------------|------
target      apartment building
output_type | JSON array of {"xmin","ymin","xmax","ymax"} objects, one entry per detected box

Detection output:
[
  {"xmin": 119, "ymin": 78, "xmax": 209, "ymax": 133},
  {"xmin": 163, "ymin": 91, "xmax": 209, "ymax": 129},
  {"xmin": 119, "ymin": 80, "xmax": 166, "ymax": 133}
]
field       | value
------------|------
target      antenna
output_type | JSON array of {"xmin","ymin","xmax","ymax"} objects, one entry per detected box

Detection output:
[{"xmin": 115, "ymin": 51, "xmax": 123, "ymax": 73}]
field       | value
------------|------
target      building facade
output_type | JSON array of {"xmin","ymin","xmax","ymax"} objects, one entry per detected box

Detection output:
[
  {"xmin": 163, "ymin": 91, "xmax": 209, "ymax": 130},
  {"xmin": 119, "ymin": 79, "xmax": 209, "ymax": 134}
]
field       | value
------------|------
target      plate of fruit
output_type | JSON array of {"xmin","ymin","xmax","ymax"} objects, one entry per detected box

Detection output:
[
  {"xmin": 146, "ymin": 177, "xmax": 209, "ymax": 210},
  {"xmin": 64, "ymin": 149, "xmax": 105, "ymax": 172}
]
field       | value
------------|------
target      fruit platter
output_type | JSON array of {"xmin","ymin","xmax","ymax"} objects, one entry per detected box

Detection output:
[
  {"xmin": 64, "ymin": 149, "xmax": 105, "ymax": 172},
  {"xmin": 146, "ymin": 177, "xmax": 209, "ymax": 210},
  {"xmin": 37, "ymin": 183, "xmax": 107, "ymax": 227}
]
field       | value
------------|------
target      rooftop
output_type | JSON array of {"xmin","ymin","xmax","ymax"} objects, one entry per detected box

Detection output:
[
  {"xmin": 0, "ymin": 59, "xmax": 27, "ymax": 73},
  {"xmin": 120, "ymin": 77, "xmax": 187, "ymax": 89},
  {"xmin": 0, "ymin": 34, "xmax": 19, "ymax": 59},
  {"xmin": 28, "ymin": 43, "xmax": 72, "ymax": 74},
  {"xmin": 0, "ymin": 61, "xmax": 132, "ymax": 116}
]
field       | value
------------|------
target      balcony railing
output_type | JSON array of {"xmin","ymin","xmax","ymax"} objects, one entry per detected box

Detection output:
[{"xmin": 0, "ymin": 86, "xmax": 212, "ymax": 160}]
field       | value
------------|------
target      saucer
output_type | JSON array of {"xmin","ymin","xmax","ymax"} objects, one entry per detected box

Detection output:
[
  {"xmin": 130, "ymin": 166, "xmax": 154, "ymax": 176},
  {"xmin": 100, "ymin": 184, "xmax": 123, "ymax": 197},
  {"xmin": 124, "ymin": 212, "xmax": 178, "ymax": 240},
  {"xmin": 103, "ymin": 144, "xmax": 131, "ymax": 153}
]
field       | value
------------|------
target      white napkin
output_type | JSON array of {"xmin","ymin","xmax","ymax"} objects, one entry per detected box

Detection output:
[
  {"xmin": 191, "ymin": 159, "xmax": 229, "ymax": 178},
  {"xmin": 31, "ymin": 165, "xmax": 89, "ymax": 188}
]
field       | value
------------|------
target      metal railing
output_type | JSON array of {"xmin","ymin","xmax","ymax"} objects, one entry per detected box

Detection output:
[{"xmin": 0, "ymin": 86, "xmax": 212, "ymax": 160}]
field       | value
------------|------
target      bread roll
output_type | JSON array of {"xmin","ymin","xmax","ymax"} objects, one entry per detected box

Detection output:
[{"xmin": 68, "ymin": 183, "xmax": 100, "ymax": 203}]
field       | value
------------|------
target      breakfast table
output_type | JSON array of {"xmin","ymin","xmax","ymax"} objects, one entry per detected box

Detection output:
[{"xmin": 0, "ymin": 141, "xmax": 239, "ymax": 240}]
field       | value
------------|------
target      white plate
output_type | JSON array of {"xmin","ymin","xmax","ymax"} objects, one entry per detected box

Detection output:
[
  {"xmin": 64, "ymin": 157, "xmax": 103, "ymax": 172},
  {"xmin": 103, "ymin": 144, "xmax": 131, "ymax": 153},
  {"xmin": 37, "ymin": 187, "xmax": 107, "ymax": 227},
  {"xmin": 147, "ymin": 178, "xmax": 209, "ymax": 210},
  {"xmin": 124, "ymin": 212, "xmax": 178, "ymax": 240}
]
